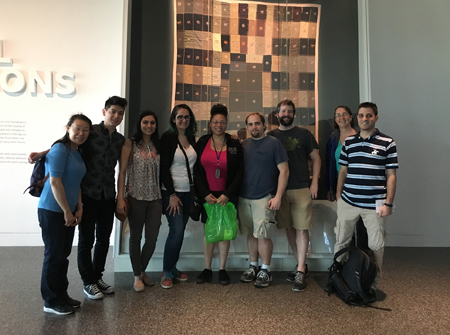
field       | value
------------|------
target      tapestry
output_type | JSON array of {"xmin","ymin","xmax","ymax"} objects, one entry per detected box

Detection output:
[{"xmin": 173, "ymin": 0, "xmax": 320, "ymax": 139}]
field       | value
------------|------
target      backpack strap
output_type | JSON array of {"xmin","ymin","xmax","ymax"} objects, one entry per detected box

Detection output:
[{"xmin": 333, "ymin": 246, "xmax": 357, "ymax": 262}]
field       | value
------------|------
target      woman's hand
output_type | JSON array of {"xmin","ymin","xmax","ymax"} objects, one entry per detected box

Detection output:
[
  {"xmin": 167, "ymin": 194, "xmax": 183, "ymax": 216},
  {"xmin": 116, "ymin": 198, "xmax": 128, "ymax": 215},
  {"xmin": 216, "ymin": 194, "xmax": 229, "ymax": 206},
  {"xmin": 64, "ymin": 210, "xmax": 77, "ymax": 227},
  {"xmin": 327, "ymin": 191, "xmax": 336, "ymax": 202},
  {"xmin": 205, "ymin": 193, "xmax": 217, "ymax": 205}
]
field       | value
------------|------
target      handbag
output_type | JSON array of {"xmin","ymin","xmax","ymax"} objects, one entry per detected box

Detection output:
[
  {"xmin": 178, "ymin": 141, "xmax": 202, "ymax": 221},
  {"xmin": 204, "ymin": 202, "xmax": 238, "ymax": 244},
  {"xmin": 115, "ymin": 197, "xmax": 129, "ymax": 222},
  {"xmin": 115, "ymin": 141, "xmax": 134, "ymax": 222}
]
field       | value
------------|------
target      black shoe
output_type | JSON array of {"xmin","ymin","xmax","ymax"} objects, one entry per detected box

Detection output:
[
  {"xmin": 43, "ymin": 303, "xmax": 75, "ymax": 315},
  {"xmin": 292, "ymin": 271, "xmax": 307, "ymax": 292},
  {"xmin": 366, "ymin": 288, "xmax": 377, "ymax": 303},
  {"xmin": 287, "ymin": 264, "xmax": 308, "ymax": 282},
  {"xmin": 62, "ymin": 293, "xmax": 81, "ymax": 308},
  {"xmin": 196, "ymin": 268, "xmax": 213, "ymax": 284},
  {"xmin": 218, "ymin": 269, "xmax": 230, "ymax": 285}
]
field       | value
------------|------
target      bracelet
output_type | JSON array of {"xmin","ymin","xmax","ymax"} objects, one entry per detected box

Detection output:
[
  {"xmin": 384, "ymin": 203, "xmax": 393, "ymax": 208},
  {"xmin": 170, "ymin": 193, "xmax": 176, "ymax": 198}
]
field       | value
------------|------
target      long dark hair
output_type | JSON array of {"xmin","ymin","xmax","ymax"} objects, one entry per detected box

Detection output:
[
  {"xmin": 168, "ymin": 104, "xmax": 197, "ymax": 136},
  {"xmin": 131, "ymin": 110, "xmax": 160, "ymax": 153},
  {"xmin": 52, "ymin": 114, "xmax": 92, "ymax": 148}
]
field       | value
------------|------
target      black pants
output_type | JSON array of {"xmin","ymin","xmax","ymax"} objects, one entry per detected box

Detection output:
[
  {"xmin": 77, "ymin": 194, "xmax": 115, "ymax": 286},
  {"xmin": 39, "ymin": 208, "xmax": 75, "ymax": 306}
]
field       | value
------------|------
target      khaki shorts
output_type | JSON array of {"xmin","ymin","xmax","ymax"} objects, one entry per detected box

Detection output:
[
  {"xmin": 276, "ymin": 188, "xmax": 313, "ymax": 230},
  {"xmin": 238, "ymin": 195, "xmax": 276, "ymax": 239}
]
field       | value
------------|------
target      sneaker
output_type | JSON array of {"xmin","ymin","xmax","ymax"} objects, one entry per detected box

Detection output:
[
  {"xmin": 292, "ymin": 271, "xmax": 307, "ymax": 292},
  {"xmin": 97, "ymin": 279, "xmax": 114, "ymax": 294},
  {"xmin": 83, "ymin": 284, "xmax": 104, "ymax": 300},
  {"xmin": 196, "ymin": 268, "xmax": 213, "ymax": 284},
  {"xmin": 255, "ymin": 269, "xmax": 272, "ymax": 288},
  {"xmin": 173, "ymin": 269, "xmax": 188, "ymax": 282},
  {"xmin": 218, "ymin": 269, "xmax": 230, "ymax": 285},
  {"xmin": 287, "ymin": 264, "xmax": 308, "ymax": 282},
  {"xmin": 160, "ymin": 272, "xmax": 173, "ymax": 289},
  {"xmin": 62, "ymin": 293, "xmax": 81, "ymax": 308},
  {"xmin": 43, "ymin": 303, "xmax": 74, "ymax": 315},
  {"xmin": 240, "ymin": 265, "xmax": 259, "ymax": 283}
]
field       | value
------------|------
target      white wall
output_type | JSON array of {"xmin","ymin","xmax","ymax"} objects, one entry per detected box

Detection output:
[
  {"xmin": 364, "ymin": 0, "xmax": 450, "ymax": 246},
  {"xmin": 0, "ymin": 0, "xmax": 126, "ymax": 245}
]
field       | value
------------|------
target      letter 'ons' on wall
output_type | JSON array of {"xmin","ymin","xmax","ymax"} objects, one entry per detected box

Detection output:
[{"xmin": 0, "ymin": 40, "xmax": 76, "ymax": 97}]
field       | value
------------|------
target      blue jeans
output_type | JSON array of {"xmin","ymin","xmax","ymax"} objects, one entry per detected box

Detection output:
[
  {"xmin": 38, "ymin": 208, "xmax": 75, "ymax": 307},
  {"xmin": 162, "ymin": 190, "xmax": 190, "ymax": 275}
]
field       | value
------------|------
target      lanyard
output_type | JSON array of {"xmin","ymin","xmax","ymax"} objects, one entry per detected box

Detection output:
[{"xmin": 211, "ymin": 136, "xmax": 226, "ymax": 178}]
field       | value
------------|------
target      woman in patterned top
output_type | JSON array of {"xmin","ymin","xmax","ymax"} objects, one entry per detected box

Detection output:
[{"xmin": 117, "ymin": 110, "xmax": 162, "ymax": 292}]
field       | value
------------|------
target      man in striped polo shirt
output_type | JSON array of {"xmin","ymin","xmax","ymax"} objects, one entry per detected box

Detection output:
[{"xmin": 334, "ymin": 102, "xmax": 398, "ymax": 289}]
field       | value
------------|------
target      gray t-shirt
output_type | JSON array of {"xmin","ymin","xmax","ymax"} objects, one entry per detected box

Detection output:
[
  {"xmin": 240, "ymin": 136, "xmax": 288, "ymax": 200},
  {"xmin": 268, "ymin": 127, "xmax": 318, "ymax": 190}
]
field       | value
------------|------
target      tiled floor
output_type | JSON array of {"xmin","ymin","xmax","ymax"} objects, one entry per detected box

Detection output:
[{"xmin": 1, "ymin": 246, "xmax": 449, "ymax": 334}]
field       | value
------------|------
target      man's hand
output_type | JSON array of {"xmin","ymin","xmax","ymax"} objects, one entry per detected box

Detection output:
[
  {"xmin": 73, "ymin": 208, "xmax": 83, "ymax": 226},
  {"xmin": 116, "ymin": 198, "xmax": 128, "ymax": 215},
  {"xmin": 378, "ymin": 205, "xmax": 393, "ymax": 218},
  {"xmin": 267, "ymin": 196, "xmax": 282, "ymax": 210},
  {"xmin": 310, "ymin": 182, "xmax": 318, "ymax": 199},
  {"xmin": 28, "ymin": 152, "xmax": 41, "ymax": 164}
]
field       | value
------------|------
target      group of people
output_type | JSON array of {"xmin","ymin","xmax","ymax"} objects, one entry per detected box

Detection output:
[{"xmin": 31, "ymin": 96, "xmax": 398, "ymax": 315}]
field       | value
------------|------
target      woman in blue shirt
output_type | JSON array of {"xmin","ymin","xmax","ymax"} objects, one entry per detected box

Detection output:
[{"xmin": 38, "ymin": 114, "xmax": 91, "ymax": 315}]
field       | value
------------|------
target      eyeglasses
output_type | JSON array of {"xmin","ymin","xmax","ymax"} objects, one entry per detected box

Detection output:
[
  {"xmin": 211, "ymin": 120, "xmax": 226, "ymax": 125},
  {"xmin": 335, "ymin": 113, "xmax": 350, "ymax": 118},
  {"xmin": 176, "ymin": 115, "xmax": 191, "ymax": 121}
]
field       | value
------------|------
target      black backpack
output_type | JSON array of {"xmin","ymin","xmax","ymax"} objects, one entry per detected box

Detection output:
[
  {"xmin": 23, "ymin": 154, "xmax": 49, "ymax": 197},
  {"xmin": 328, "ymin": 246, "xmax": 391, "ymax": 311}
]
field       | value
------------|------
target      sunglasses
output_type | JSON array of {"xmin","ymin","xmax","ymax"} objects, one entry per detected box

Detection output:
[{"xmin": 176, "ymin": 115, "xmax": 191, "ymax": 121}]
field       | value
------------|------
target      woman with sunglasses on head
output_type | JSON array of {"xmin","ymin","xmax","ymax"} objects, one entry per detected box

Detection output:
[
  {"xmin": 38, "ymin": 114, "xmax": 92, "ymax": 315},
  {"xmin": 117, "ymin": 110, "xmax": 162, "ymax": 292},
  {"xmin": 194, "ymin": 104, "xmax": 243, "ymax": 285},
  {"xmin": 159, "ymin": 104, "xmax": 198, "ymax": 289},
  {"xmin": 325, "ymin": 106, "xmax": 357, "ymax": 202}
]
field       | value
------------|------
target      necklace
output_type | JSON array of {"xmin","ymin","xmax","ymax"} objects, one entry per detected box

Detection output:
[{"xmin": 211, "ymin": 136, "xmax": 226, "ymax": 178}]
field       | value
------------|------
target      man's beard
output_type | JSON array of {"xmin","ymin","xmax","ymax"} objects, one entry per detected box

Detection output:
[{"xmin": 279, "ymin": 116, "xmax": 294, "ymax": 127}]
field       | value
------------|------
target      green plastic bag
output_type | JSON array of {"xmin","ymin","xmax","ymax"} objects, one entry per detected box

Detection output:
[{"xmin": 204, "ymin": 202, "xmax": 238, "ymax": 244}]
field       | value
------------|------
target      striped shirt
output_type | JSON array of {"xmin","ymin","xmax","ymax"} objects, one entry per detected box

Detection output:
[{"xmin": 339, "ymin": 129, "xmax": 398, "ymax": 209}]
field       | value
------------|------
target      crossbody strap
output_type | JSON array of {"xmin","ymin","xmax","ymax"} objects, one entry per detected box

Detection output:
[{"xmin": 177, "ymin": 140, "xmax": 193, "ymax": 186}]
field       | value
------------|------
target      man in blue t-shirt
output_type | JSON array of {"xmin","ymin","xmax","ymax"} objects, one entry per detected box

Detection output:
[
  {"xmin": 238, "ymin": 113, "xmax": 289, "ymax": 288},
  {"xmin": 268, "ymin": 99, "xmax": 321, "ymax": 292},
  {"xmin": 335, "ymin": 102, "xmax": 398, "ymax": 291}
]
